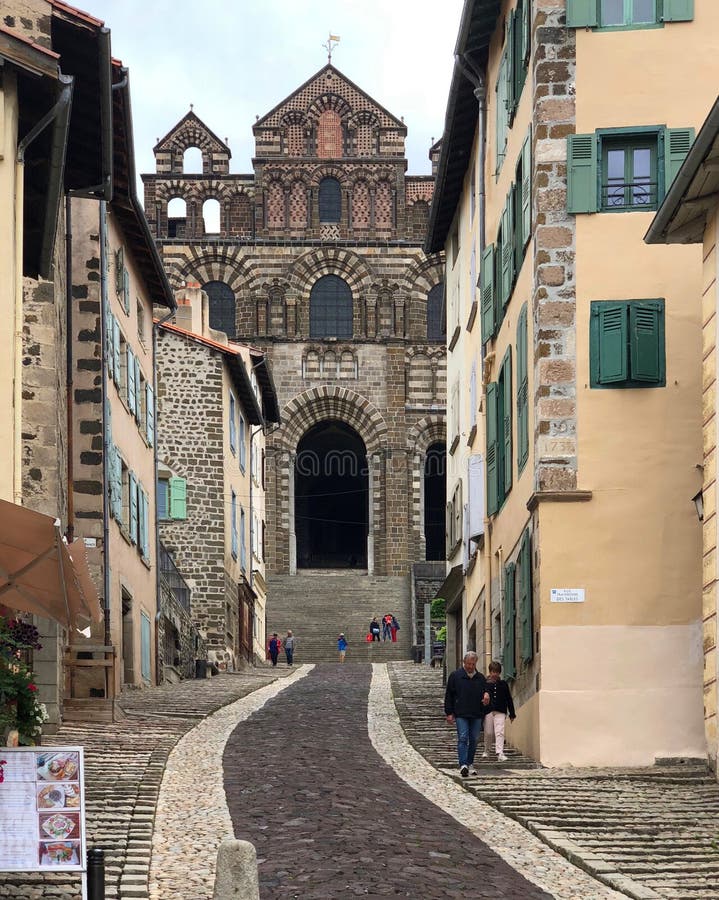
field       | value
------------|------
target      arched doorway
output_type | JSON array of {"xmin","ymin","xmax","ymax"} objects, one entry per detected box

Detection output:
[
  {"xmin": 295, "ymin": 420, "xmax": 368, "ymax": 569},
  {"xmin": 424, "ymin": 442, "xmax": 446, "ymax": 560}
]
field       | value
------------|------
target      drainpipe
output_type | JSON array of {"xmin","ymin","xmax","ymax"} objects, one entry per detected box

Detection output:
[
  {"xmin": 99, "ymin": 202, "xmax": 111, "ymax": 648},
  {"xmin": 14, "ymin": 77, "xmax": 74, "ymax": 507},
  {"xmin": 65, "ymin": 196, "xmax": 74, "ymax": 543}
]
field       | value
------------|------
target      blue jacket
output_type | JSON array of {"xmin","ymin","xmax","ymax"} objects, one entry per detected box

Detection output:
[{"xmin": 338, "ymin": 637, "xmax": 347, "ymax": 651}]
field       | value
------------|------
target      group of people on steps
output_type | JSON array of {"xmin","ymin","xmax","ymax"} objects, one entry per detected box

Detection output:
[{"xmin": 267, "ymin": 631, "xmax": 295, "ymax": 667}]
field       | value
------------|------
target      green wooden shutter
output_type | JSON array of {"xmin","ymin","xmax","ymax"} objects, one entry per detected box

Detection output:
[
  {"xmin": 517, "ymin": 305, "xmax": 529, "ymax": 473},
  {"xmin": 127, "ymin": 347, "xmax": 137, "ymax": 414},
  {"xmin": 486, "ymin": 382, "xmax": 499, "ymax": 516},
  {"xmin": 111, "ymin": 446, "xmax": 123, "ymax": 521},
  {"xmin": 146, "ymin": 384, "xmax": 155, "ymax": 447},
  {"xmin": 105, "ymin": 302, "xmax": 114, "ymax": 380},
  {"xmin": 506, "ymin": 12, "xmax": 516, "ymax": 124},
  {"xmin": 595, "ymin": 304, "xmax": 628, "ymax": 384},
  {"xmin": 521, "ymin": 128, "xmax": 532, "ymax": 247},
  {"xmin": 129, "ymin": 472, "xmax": 138, "ymax": 544},
  {"xmin": 519, "ymin": 530, "xmax": 533, "ymax": 662},
  {"xmin": 522, "ymin": 0, "xmax": 531, "ymax": 64},
  {"xmin": 496, "ymin": 56, "xmax": 507, "ymax": 173},
  {"xmin": 630, "ymin": 301, "xmax": 664, "ymax": 384},
  {"xmin": 566, "ymin": 0, "xmax": 598, "ymax": 27},
  {"xmin": 502, "ymin": 348, "xmax": 513, "ymax": 496},
  {"xmin": 480, "ymin": 243, "xmax": 496, "ymax": 343},
  {"xmin": 663, "ymin": 0, "xmax": 694, "ymax": 22},
  {"xmin": 112, "ymin": 319, "xmax": 121, "ymax": 386},
  {"xmin": 169, "ymin": 477, "xmax": 187, "ymax": 519},
  {"xmin": 664, "ymin": 127, "xmax": 694, "ymax": 189},
  {"xmin": 134, "ymin": 356, "xmax": 142, "ymax": 423},
  {"xmin": 503, "ymin": 562, "xmax": 516, "ymax": 679},
  {"xmin": 122, "ymin": 268, "xmax": 130, "ymax": 315},
  {"xmin": 567, "ymin": 133, "xmax": 598, "ymax": 213},
  {"xmin": 115, "ymin": 247, "xmax": 124, "ymax": 293},
  {"xmin": 141, "ymin": 487, "xmax": 150, "ymax": 559},
  {"xmin": 501, "ymin": 191, "xmax": 515, "ymax": 307}
]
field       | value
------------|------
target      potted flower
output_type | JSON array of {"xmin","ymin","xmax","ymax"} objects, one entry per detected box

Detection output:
[{"xmin": 0, "ymin": 616, "xmax": 48, "ymax": 745}]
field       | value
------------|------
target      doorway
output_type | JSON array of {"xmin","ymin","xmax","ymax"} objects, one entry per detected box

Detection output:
[
  {"xmin": 121, "ymin": 589, "xmax": 134, "ymax": 685},
  {"xmin": 424, "ymin": 442, "xmax": 446, "ymax": 560},
  {"xmin": 295, "ymin": 420, "xmax": 368, "ymax": 568}
]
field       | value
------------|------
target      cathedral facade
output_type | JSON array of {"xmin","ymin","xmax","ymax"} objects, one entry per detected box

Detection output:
[{"xmin": 143, "ymin": 64, "xmax": 446, "ymax": 588}]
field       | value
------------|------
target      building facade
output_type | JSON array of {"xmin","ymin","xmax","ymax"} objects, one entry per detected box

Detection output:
[
  {"xmin": 429, "ymin": 0, "xmax": 715, "ymax": 766},
  {"xmin": 156, "ymin": 285, "xmax": 280, "ymax": 668},
  {"xmin": 646, "ymin": 96, "xmax": 719, "ymax": 777},
  {"xmin": 143, "ymin": 65, "xmax": 446, "ymax": 636}
]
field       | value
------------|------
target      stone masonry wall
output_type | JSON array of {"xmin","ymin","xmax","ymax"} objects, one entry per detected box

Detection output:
[
  {"xmin": 156, "ymin": 331, "xmax": 228, "ymax": 654},
  {"xmin": 532, "ymin": 1, "xmax": 577, "ymax": 492}
]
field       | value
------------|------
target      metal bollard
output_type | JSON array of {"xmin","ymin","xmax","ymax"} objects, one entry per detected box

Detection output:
[{"xmin": 87, "ymin": 847, "xmax": 105, "ymax": 900}]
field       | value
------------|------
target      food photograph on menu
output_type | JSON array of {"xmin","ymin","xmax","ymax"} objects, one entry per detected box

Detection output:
[
  {"xmin": 36, "ymin": 753, "xmax": 80, "ymax": 782},
  {"xmin": 38, "ymin": 841, "xmax": 81, "ymax": 867},
  {"xmin": 36, "ymin": 782, "xmax": 81, "ymax": 810}
]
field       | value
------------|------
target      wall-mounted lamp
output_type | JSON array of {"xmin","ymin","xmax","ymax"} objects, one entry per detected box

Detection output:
[{"xmin": 692, "ymin": 490, "xmax": 704, "ymax": 522}]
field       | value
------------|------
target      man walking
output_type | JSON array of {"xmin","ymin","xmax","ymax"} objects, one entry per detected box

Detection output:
[
  {"xmin": 444, "ymin": 651, "xmax": 489, "ymax": 777},
  {"xmin": 284, "ymin": 630, "xmax": 296, "ymax": 666},
  {"xmin": 268, "ymin": 633, "xmax": 280, "ymax": 667}
]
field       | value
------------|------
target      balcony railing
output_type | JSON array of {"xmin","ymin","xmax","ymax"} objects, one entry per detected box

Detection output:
[
  {"xmin": 159, "ymin": 542, "xmax": 191, "ymax": 612},
  {"xmin": 601, "ymin": 180, "xmax": 657, "ymax": 211}
]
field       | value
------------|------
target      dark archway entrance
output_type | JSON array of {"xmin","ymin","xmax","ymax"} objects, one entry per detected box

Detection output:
[
  {"xmin": 295, "ymin": 420, "xmax": 368, "ymax": 569},
  {"xmin": 424, "ymin": 442, "xmax": 446, "ymax": 560}
]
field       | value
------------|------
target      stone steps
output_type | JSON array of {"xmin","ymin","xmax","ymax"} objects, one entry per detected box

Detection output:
[{"xmin": 388, "ymin": 661, "xmax": 719, "ymax": 900}]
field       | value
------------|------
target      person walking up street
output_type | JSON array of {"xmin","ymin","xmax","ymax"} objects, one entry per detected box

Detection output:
[
  {"xmin": 390, "ymin": 615, "xmax": 400, "ymax": 643},
  {"xmin": 284, "ymin": 630, "xmax": 296, "ymax": 666},
  {"xmin": 337, "ymin": 633, "xmax": 348, "ymax": 662},
  {"xmin": 369, "ymin": 617, "xmax": 381, "ymax": 642},
  {"xmin": 482, "ymin": 660, "xmax": 516, "ymax": 762},
  {"xmin": 382, "ymin": 613, "xmax": 393, "ymax": 641},
  {"xmin": 268, "ymin": 633, "xmax": 281, "ymax": 667},
  {"xmin": 444, "ymin": 651, "xmax": 489, "ymax": 777}
]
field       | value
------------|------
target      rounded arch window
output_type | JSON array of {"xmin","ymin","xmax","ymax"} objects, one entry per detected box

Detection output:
[
  {"xmin": 183, "ymin": 146, "xmax": 203, "ymax": 174},
  {"xmin": 310, "ymin": 275, "xmax": 352, "ymax": 339},
  {"xmin": 202, "ymin": 281, "xmax": 236, "ymax": 339},
  {"xmin": 319, "ymin": 177, "xmax": 342, "ymax": 223},
  {"xmin": 427, "ymin": 282, "xmax": 445, "ymax": 342}
]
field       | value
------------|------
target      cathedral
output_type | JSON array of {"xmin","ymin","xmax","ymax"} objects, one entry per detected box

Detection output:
[{"xmin": 143, "ymin": 63, "xmax": 446, "ymax": 645}]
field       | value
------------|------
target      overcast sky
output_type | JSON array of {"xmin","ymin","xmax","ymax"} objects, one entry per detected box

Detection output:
[{"xmin": 85, "ymin": 0, "xmax": 464, "ymax": 193}]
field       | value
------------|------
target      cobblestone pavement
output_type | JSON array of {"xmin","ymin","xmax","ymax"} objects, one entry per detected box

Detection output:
[
  {"xmin": 223, "ymin": 663, "xmax": 574, "ymax": 899},
  {"xmin": 0, "ymin": 669, "xmax": 287, "ymax": 900},
  {"xmin": 388, "ymin": 662, "xmax": 719, "ymax": 900}
]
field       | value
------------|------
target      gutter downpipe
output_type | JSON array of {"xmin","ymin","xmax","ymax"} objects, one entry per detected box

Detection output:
[
  {"xmin": 14, "ymin": 77, "xmax": 74, "ymax": 507},
  {"xmin": 99, "ymin": 202, "xmax": 112, "ymax": 649},
  {"xmin": 455, "ymin": 53, "xmax": 493, "ymax": 670}
]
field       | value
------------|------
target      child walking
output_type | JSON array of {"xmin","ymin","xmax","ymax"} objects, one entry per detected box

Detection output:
[
  {"xmin": 482, "ymin": 660, "xmax": 516, "ymax": 762},
  {"xmin": 337, "ymin": 633, "xmax": 348, "ymax": 662}
]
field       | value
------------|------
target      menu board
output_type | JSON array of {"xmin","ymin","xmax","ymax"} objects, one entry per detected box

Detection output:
[{"xmin": 0, "ymin": 747, "xmax": 86, "ymax": 872}]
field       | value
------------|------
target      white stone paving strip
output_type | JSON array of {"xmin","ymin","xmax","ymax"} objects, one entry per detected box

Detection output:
[
  {"xmin": 148, "ymin": 665, "xmax": 314, "ymax": 900},
  {"xmin": 368, "ymin": 664, "xmax": 627, "ymax": 900}
]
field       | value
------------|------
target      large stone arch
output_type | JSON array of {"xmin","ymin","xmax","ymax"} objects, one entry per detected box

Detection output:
[
  {"xmin": 175, "ymin": 248, "xmax": 256, "ymax": 294},
  {"xmin": 287, "ymin": 247, "xmax": 374, "ymax": 295}
]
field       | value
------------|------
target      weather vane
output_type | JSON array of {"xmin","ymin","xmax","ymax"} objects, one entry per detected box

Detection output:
[{"xmin": 322, "ymin": 32, "xmax": 341, "ymax": 63}]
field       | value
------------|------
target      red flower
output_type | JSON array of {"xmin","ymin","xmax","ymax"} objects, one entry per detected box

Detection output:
[{"xmin": 28, "ymin": 683, "xmax": 38, "ymax": 692}]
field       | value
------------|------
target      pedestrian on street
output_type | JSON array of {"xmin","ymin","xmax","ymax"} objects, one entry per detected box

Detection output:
[
  {"xmin": 284, "ymin": 630, "xmax": 296, "ymax": 666},
  {"xmin": 444, "ymin": 651, "xmax": 490, "ymax": 777},
  {"xmin": 369, "ymin": 616, "xmax": 381, "ymax": 642},
  {"xmin": 390, "ymin": 615, "xmax": 400, "ymax": 643},
  {"xmin": 337, "ymin": 632, "xmax": 348, "ymax": 662},
  {"xmin": 482, "ymin": 660, "xmax": 516, "ymax": 763},
  {"xmin": 268, "ymin": 633, "xmax": 280, "ymax": 667},
  {"xmin": 382, "ymin": 613, "xmax": 393, "ymax": 641}
]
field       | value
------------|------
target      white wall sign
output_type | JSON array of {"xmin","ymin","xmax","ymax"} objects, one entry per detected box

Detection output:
[
  {"xmin": 550, "ymin": 588, "xmax": 585, "ymax": 603},
  {"xmin": 0, "ymin": 747, "xmax": 86, "ymax": 873}
]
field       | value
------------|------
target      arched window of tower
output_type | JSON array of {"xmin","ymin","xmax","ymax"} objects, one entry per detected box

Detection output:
[
  {"xmin": 183, "ymin": 146, "xmax": 203, "ymax": 174},
  {"xmin": 427, "ymin": 283, "xmax": 445, "ymax": 342},
  {"xmin": 202, "ymin": 281, "xmax": 236, "ymax": 339},
  {"xmin": 202, "ymin": 198, "xmax": 221, "ymax": 235},
  {"xmin": 167, "ymin": 197, "xmax": 187, "ymax": 239},
  {"xmin": 318, "ymin": 177, "xmax": 341, "ymax": 223},
  {"xmin": 424, "ymin": 442, "xmax": 447, "ymax": 561},
  {"xmin": 309, "ymin": 275, "xmax": 352, "ymax": 339}
]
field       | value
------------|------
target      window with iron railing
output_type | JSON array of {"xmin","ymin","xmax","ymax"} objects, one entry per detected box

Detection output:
[
  {"xmin": 159, "ymin": 541, "xmax": 191, "ymax": 612},
  {"xmin": 601, "ymin": 139, "xmax": 657, "ymax": 211}
]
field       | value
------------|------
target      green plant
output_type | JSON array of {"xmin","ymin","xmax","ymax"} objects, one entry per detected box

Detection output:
[
  {"xmin": 0, "ymin": 616, "xmax": 47, "ymax": 745},
  {"xmin": 430, "ymin": 597, "xmax": 446, "ymax": 619},
  {"xmin": 435, "ymin": 625, "xmax": 447, "ymax": 644}
]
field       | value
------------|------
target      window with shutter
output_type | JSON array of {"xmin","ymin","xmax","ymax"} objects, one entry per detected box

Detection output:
[
  {"xmin": 240, "ymin": 415, "xmax": 247, "ymax": 472},
  {"xmin": 169, "ymin": 477, "xmax": 187, "ymax": 519},
  {"xmin": 500, "ymin": 348, "xmax": 513, "ymax": 497},
  {"xmin": 501, "ymin": 189, "xmax": 515, "ymax": 308},
  {"xmin": 115, "ymin": 247, "xmax": 124, "ymax": 294},
  {"xmin": 146, "ymin": 384, "xmax": 154, "ymax": 447},
  {"xmin": 665, "ymin": 128, "xmax": 695, "ymax": 188},
  {"xmin": 240, "ymin": 506, "xmax": 247, "ymax": 571},
  {"xmin": 231, "ymin": 491, "xmax": 238, "ymax": 560},
  {"xmin": 113, "ymin": 319, "xmax": 121, "ymax": 387},
  {"xmin": 566, "ymin": 0, "xmax": 599, "ymax": 27},
  {"xmin": 505, "ymin": 11, "xmax": 516, "ymax": 126},
  {"xmin": 590, "ymin": 300, "xmax": 665, "ymax": 388},
  {"xmin": 480, "ymin": 244, "xmax": 496, "ymax": 345},
  {"xmin": 105, "ymin": 306, "xmax": 114, "ymax": 380},
  {"xmin": 503, "ymin": 561, "xmax": 516, "ymax": 679},
  {"xmin": 520, "ymin": 127, "xmax": 532, "ymax": 250},
  {"xmin": 495, "ymin": 54, "xmax": 508, "ymax": 175},
  {"xmin": 126, "ymin": 347, "xmax": 137, "ymax": 415},
  {"xmin": 567, "ymin": 133, "xmax": 598, "ymax": 213},
  {"xmin": 486, "ymin": 382, "xmax": 499, "ymax": 516},
  {"xmin": 519, "ymin": 529, "xmax": 533, "ymax": 662},
  {"xmin": 229, "ymin": 393, "xmax": 237, "ymax": 454},
  {"xmin": 134, "ymin": 357, "xmax": 142, "ymax": 424},
  {"xmin": 516, "ymin": 305, "xmax": 529, "ymax": 473},
  {"xmin": 567, "ymin": 0, "xmax": 692, "ymax": 27},
  {"xmin": 122, "ymin": 268, "xmax": 130, "ymax": 315},
  {"xmin": 129, "ymin": 472, "xmax": 138, "ymax": 544},
  {"xmin": 157, "ymin": 477, "xmax": 169, "ymax": 520}
]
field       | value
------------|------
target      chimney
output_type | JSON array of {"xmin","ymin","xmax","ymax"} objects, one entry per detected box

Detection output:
[{"xmin": 173, "ymin": 282, "xmax": 203, "ymax": 333}]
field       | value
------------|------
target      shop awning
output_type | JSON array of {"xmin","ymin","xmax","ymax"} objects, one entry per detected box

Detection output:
[{"xmin": 0, "ymin": 500, "xmax": 102, "ymax": 628}]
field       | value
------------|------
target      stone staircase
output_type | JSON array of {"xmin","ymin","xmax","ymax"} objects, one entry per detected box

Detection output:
[{"xmin": 267, "ymin": 572, "xmax": 413, "ymax": 662}]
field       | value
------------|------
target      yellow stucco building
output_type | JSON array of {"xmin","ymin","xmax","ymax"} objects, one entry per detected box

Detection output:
[
  {"xmin": 429, "ymin": 0, "xmax": 717, "ymax": 766},
  {"xmin": 646, "ymin": 95, "xmax": 719, "ymax": 777}
]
